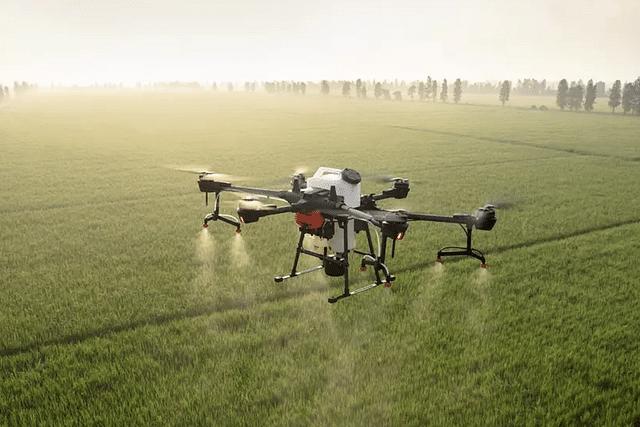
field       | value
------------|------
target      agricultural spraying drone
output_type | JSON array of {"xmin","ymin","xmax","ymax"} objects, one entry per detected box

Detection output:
[{"xmin": 194, "ymin": 167, "xmax": 498, "ymax": 303}]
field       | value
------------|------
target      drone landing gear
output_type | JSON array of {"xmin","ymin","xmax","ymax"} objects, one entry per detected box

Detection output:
[
  {"xmin": 436, "ymin": 223, "xmax": 487, "ymax": 267},
  {"xmin": 274, "ymin": 218, "xmax": 395, "ymax": 303}
]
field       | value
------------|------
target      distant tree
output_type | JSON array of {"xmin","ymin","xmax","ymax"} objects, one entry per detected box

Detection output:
[
  {"xmin": 360, "ymin": 85, "xmax": 367, "ymax": 99},
  {"xmin": 393, "ymin": 91, "xmax": 402, "ymax": 101},
  {"xmin": 4, "ymin": 86, "xmax": 8, "ymax": 98},
  {"xmin": 567, "ymin": 84, "xmax": 584, "ymax": 111},
  {"xmin": 453, "ymin": 78, "xmax": 462, "ymax": 104},
  {"xmin": 440, "ymin": 79, "xmax": 448, "ymax": 103},
  {"xmin": 608, "ymin": 80, "xmax": 621, "ymax": 113},
  {"xmin": 320, "ymin": 80, "xmax": 330, "ymax": 95},
  {"xmin": 556, "ymin": 79, "xmax": 569, "ymax": 110},
  {"xmin": 499, "ymin": 80, "xmax": 511, "ymax": 106},
  {"xmin": 426, "ymin": 76, "xmax": 432, "ymax": 101},
  {"xmin": 342, "ymin": 81, "xmax": 351, "ymax": 97},
  {"xmin": 584, "ymin": 80, "xmax": 596, "ymax": 111},
  {"xmin": 227, "ymin": 82, "xmax": 233, "ymax": 92},
  {"xmin": 300, "ymin": 82, "xmax": 306, "ymax": 95},
  {"xmin": 355, "ymin": 79, "xmax": 362, "ymax": 98},
  {"xmin": 518, "ymin": 78, "xmax": 543, "ymax": 95},
  {"xmin": 0, "ymin": 86, "xmax": 3, "ymax": 102},
  {"xmin": 382, "ymin": 89, "xmax": 391, "ymax": 100},
  {"xmin": 418, "ymin": 81, "xmax": 426, "ymax": 101},
  {"xmin": 622, "ymin": 82, "xmax": 635, "ymax": 114},
  {"xmin": 408, "ymin": 84, "xmax": 416, "ymax": 100},
  {"xmin": 634, "ymin": 77, "xmax": 640, "ymax": 115},
  {"xmin": 245, "ymin": 82, "xmax": 251, "ymax": 92},
  {"xmin": 431, "ymin": 80, "xmax": 438, "ymax": 102},
  {"xmin": 374, "ymin": 82, "xmax": 383, "ymax": 99}
]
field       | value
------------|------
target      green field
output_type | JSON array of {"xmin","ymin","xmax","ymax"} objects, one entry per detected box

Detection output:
[{"xmin": 1, "ymin": 91, "xmax": 640, "ymax": 426}]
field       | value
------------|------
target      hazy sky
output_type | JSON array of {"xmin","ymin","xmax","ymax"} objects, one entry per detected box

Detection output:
[{"xmin": 2, "ymin": 0, "xmax": 638, "ymax": 86}]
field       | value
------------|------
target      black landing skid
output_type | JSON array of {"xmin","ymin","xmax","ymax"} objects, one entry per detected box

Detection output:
[{"xmin": 436, "ymin": 223, "xmax": 487, "ymax": 267}]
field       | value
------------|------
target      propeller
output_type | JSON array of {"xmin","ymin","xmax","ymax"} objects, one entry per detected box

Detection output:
[
  {"xmin": 374, "ymin": 175, "xmax": 405, "ymax": 183},
  {"xmin": 168, "ymin": 165, "xmax": 247, "ymax": 182},
  {"xmin": 237, "ymin": 197, "xmax": 277, "ymax": 210},
  {"xmin": 270, "ymin": 166, "xmax": 311, "ymax": 187},
  {"xmin": 485, "ymin": 196, "xmax": 522, "ymax": 210},
  {"xmin": 294, "ymin": 166, "xmax": 309, "ymax": 176},
  {"xmin": 359, "ymin": 171, "xmax": 409, "ymax": 184}
]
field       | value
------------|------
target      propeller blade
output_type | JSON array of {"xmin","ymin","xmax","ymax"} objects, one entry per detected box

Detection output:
[
  {"xmin": 238, "ymin": 197, "xmax": 277, "ymax": 210},
  {"xmin": 199, "ymin": 173, "xmax": 247, "ymax": 182},
  {"xmin": 172, "ymin": 166, "xmax": 213, "ymax": 175},
  {"xmin": 376, "ymin": 175, "xmax": 402, "ymax": 183},
  {"xmin": 168, "ymin": 165, "xmax": 248, "ymax": 182},
  {"xmin": 269, "ymin": 166, "xmax": 311, "ymax": 187},
  {"xmin": 486, "ymin": 196, "xmax": 521, "ymax": 210},
  {"xmin": 361, "ymin": 172, "xmax": 407, "ymax": 183},
  {"xmin": 294, "ymin": 166, "xmax": 309, "ymax": 176}
]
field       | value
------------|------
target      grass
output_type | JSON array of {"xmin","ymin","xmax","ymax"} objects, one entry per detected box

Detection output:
[{"xmin": 1, "ymin": 90, "xmax": 640, "ymax": 426}]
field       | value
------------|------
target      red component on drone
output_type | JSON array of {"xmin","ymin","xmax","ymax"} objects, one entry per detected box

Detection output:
[{"xmin": 295, "ymin": 211, "xmax": 324, "ymax": 229}]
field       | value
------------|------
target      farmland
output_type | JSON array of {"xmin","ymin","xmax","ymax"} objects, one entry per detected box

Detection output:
[{"xmin": 1, "ymin": 90, "xmax": 640, "ymax": 426}]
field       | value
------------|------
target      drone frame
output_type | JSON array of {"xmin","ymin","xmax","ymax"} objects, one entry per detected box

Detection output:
[
  {"xmin": 197, "ymin": 170, "xmax": 496, "ymax": 303},
  {"xmin": 275, "ymin": 215, "xmax": 396, "ymax": 303}
]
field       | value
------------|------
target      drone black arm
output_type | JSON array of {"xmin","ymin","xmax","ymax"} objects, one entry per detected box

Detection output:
[
  {"xmin": 402, "ymin": 205, "xmax": 497, "ymax": 231},
  {"xmin": 198, "ymin": 178, "xmax": 303, "ymax": 204},
  {"xmin": 403, "ymin": 212, "xmax": 475, "ymax": 225},
  {"xmin": 237, "ymin": 204, "xmax": 300, "ymax": 224},
  {"xmin": 360, "ymin": 179, "xmax": 410, "ymax": 207}
]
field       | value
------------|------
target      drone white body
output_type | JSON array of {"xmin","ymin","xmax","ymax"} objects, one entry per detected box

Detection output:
[{"xmin": 303, "ymin": 167, "xmax": 361, "ymax": 252}]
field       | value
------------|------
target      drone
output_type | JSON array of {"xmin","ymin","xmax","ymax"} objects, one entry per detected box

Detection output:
[{"xmin": 195, "ymin": 167, "xmax": 497, "ymax": 303}]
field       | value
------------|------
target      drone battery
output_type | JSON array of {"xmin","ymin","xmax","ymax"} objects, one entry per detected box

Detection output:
[{"xmin": 323, "ymin": 256, "xmax": 345, "ymax": 277}]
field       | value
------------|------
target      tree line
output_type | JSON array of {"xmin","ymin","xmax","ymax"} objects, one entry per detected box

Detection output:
[
  {"xmin": 319, "ymin": 77, "xmax": 464, "ymax": 104},
  {"xmin": 0, "ymin": 81, "xmax": 36, "ymax": 100},
  {"xmin": 605, "ymin": 78, "xmax": 640, "ymax": 115},
  {"xmin": 330, "ymin": 76, "xmax": 638, "ymax": 114},
  {"xmin": 552, "ymin": 77, "xmax": 640, "ymax": 115},
  {"xmin": 233, "ymin": 77, "xmax": 640, "ymax": 115},
  {"xmin": 8, "ymin": 76, "xmax": 639, "ymax": 115}
]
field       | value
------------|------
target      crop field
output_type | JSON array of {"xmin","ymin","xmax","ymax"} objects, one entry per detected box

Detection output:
[{"xmin": 1, "ymin": 90, "xmax": 640, "ymax": 426}]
